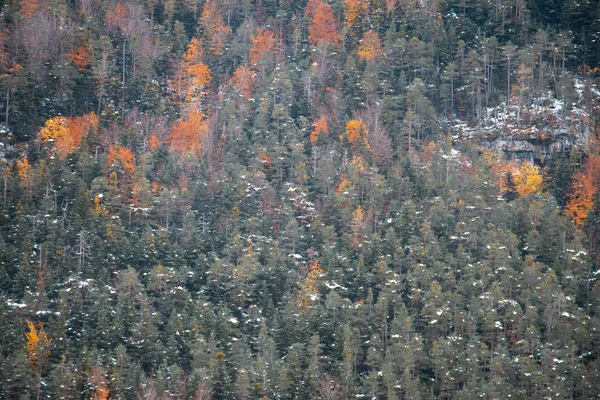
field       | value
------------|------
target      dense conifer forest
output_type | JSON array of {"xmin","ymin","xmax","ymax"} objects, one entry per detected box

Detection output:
[{"xmin": 1, "ymin": 0, "xmax": 600, "ymax": 398}]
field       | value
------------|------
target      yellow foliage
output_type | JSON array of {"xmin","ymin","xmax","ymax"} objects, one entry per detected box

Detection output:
[
  {"xmin": 39, "ymin": 116, "xmax": 69, "ymax": 145},
  {"xmin": 25, "ymin": 320, "xmax": 52, "ymax": 374},
  {"xmin": 515, "ymin": 161, "xmax": 543, "ymax": 197},
  {"xmin": 297, "ymin": 261, "xmax": 324, "ymax": 312},
  {"xmin": 343, "ymin": 120, "xmax": 367, "ymax": 144},
  {"xmin": 186, "ymin": 62, "xmax": 212, "ymax": 104},
  {"xmin": 357, "ymin": 30, "xmax": 383, "ymax": 62},
  {"xmin": 344, "ymin": 0, "xmax": 367, "ymax": 32},
  {"xmin": 39, "ymin": 113, "xmax": 98, "ymax": 159},
  {"xmin": 494, "ymin": 161, "xmax": 543, "ymax": 198},
  {"xmin": 183, "ymin": 38, "xmax": 204, "ymax": 68},
  {"xmin": 351, "ymin": 204, "xmax": 366, "ymax": 249},
  {"xmin": 481, "ymin": 149, "xmax": 503, "ymax": 167},
  {"xmin": 16, "ymin": 156, "xmax": 31, "ymax": 184}
]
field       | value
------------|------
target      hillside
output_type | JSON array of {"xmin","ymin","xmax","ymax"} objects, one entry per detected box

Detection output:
[{"xmin": 1, "ymin": 0, "xmax": 600, "ymax": 399}]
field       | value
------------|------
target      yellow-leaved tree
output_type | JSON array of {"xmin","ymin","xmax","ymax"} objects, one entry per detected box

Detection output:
[
  {"xmin": 296, "ymin": 260, "xmax": 324, "ymax": 313},
  {"xmin": 357, "ymin": 30, "xmax": 383, "ymax": 62},
  {"xmin": 39, "ymin": 113, "xmax": 99, "ymax": 159},
  {"xmin": 491, "ymin": 161, "xmax": 543, "ymax": 199},
  {"xmin": 26, "ymin": 320, "xmax": 52, "ymax": 400},
  {"xmin": 178, "ymin": 37, "xmax": 212, "ymax": 107}
]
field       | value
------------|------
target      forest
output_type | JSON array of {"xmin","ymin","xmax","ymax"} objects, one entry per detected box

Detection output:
[{"xmin": 1, "ymin": 0, "xmax": 600, "ymax": 398}]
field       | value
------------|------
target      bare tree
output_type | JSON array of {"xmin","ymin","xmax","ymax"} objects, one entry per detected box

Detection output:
[{"xmin": 317, "ymin": 375, "xmax": 344, "ymax": 400}]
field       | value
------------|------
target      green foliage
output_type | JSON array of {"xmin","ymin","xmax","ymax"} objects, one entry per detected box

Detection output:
[{"xmin": 0, "ymin": 0, "xmax": 599, "ymax": 399}]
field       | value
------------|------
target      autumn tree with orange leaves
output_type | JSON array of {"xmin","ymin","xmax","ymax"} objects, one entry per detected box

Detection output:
[
  {"xmin": 565, "ymin": 154, "xmax": 600, "ymax": 228},
  {"xmin": 200, "ymin": 1, "xmax": 231, "ymax": 56},
  {"xmin": 67, "ymin": 45, "xmax": 92, "ymax": 72},
  {"xmin": 343, "ymin": 0, "xmax": 367, "ymax": 38},
  {"xmin": 167, "ymin": 109, "xmax": 208, "ymax": 158},
  {"xmin": 89, "ymin": 365, "xmax": 111, "ymax": 400},
  {"xmin": 488, "ymin": 159, "xmax": 544, "ymax": 199},
  {"xmin": 250, "ymin": 28, "xmax": 277, "ymax": 67},
  {"xmin": 357, "ymin": 30, "xmax": 383, "ymax": 62},
  {"xmin": 310, "ymin": 115, "xmax": 329, "ymax": 144},
  {"xmin": 39, "ymin": 113, "xmax": 99, "ymax": 159},
  {"xmin": 229, "ymin": 64, "xmax": 257, "ymax": 99},
  {"xmin": 296, "ymin": 260, "xmax": 325, "ymax": 313},
  {"xmin": 341, "ymin": 120, "xmax": 370, "ymax": 159},
  {"xmin": 306, "ymin": 0, "xmax": 340, "ymax": 46},
  {"xmin": 108, "ymin": 145, "xmax": 135, "ymax": 175},
  {"xmin": 180, "ymin": 38, "xmax": 212, "ymax": 107},
  {"xmin": 20, "ymin": 0, "xmax": 42, "ymax": 19},
  {"xmin": 169, "ymin": 37, "xmax": 212, "ymax": 107}
]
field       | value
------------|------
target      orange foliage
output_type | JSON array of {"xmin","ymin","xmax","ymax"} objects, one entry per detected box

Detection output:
[
  {"xmin": 68, "ymin": 46, "xmax": 92, "ymax": 71},
  {"xmin": 167, "ymin": 110, "xmax": 207, "ymax": 157},
  {"xmin": 565, "ymin": 172, "xmax": 596, "ymax": 228},
  {"xmin": 310, "ymin": 115, "xmax": 328, "ymax": 144},
  {"xmin": 357, "ymin": 30, "xmax": 383, "ymax": 61},
  {"xmin": 149, "ymin": 135, "xmax": 161, "ymax": 150},
  {"xmin": 229, "ymin": 65, "xmax": 256, "ymax": 98},
  {"xmin": 492, "ymin": 161, "xmax": 543, "ymax": 198},
  {"xmin": 200, "ymin": 1, "xmax": 231, "ymax": 55},
  {"xmin": 565, "ymin": 154, "xmax": 600, "ymax": 228},
  {"xmin": 187, "ymin": 62, "xmax": 212, "ymax": 88},
  {"xmin": 335, "ymin": 173, "xmax": 351, "ymax": 194},
  {"xmin": 180, "ymin": 38, "xmax": 212, "ymax": 105},
  {"xmin": 351, "ymin": 204, "xmax": 366, "ymax": 249},
  {"xmin": 108, "ymin": 145, "xmax": 135, "ymax": 175},
  {"xmin": 90, "ymin": 386, "xmax": 110, "ymax": 400},
  {"xmin": 343, "ymin": 0, "xmax": 367, "ymax": 32},
  {"xmin": 304, "ymin": 0, "xmax": 321, "ymax": 19},
  {"xmin": 105, "ymin": 3, "xmax": 128, "ymax": 31},
  {"xmin": 25, "ymin": 320, "xmax": 52, "ymax": 374},
  {"xmin": 39, "ymin": 113, "xmax": 98, "ymax": 159},
  {"xmin": 20, "ymin": 0, "xmax": 40, "ymax": 19},
  {"xmin": 343, "ymin": 119, "xmax": 368, "ymax": 145},
  {"xmin": 250, "ymin": 28, "xmax": 277, "ymax": 66},
  {"xmin": 89, "ymin": 365, "xmax": 111, "ymax": 400},
  {"xmin": 307, "ymin": 2, "xmax": 340, "ymax": 46},
  {"xmin": 16, "ymin": 156, "xmax": 31, "ymax": 184},
  {"xmin": 259, "ymin": 152, "xmax": 272, "ymax": 170},
  {"xmin": 61, "ymin": 113, "xmax": 98, "ymax": 157},
  {"xmin": 183, "ymin": 38, "xmax": 204, "ymax": 68},
  {"xmin": 297, "ymin": 260, "xmax": 324, "ymax": 312}
]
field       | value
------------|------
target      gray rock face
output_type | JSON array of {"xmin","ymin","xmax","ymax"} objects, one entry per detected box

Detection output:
[{"xmin": 451, "ymin": 109, "xmax": 589, "ymax": 163}]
